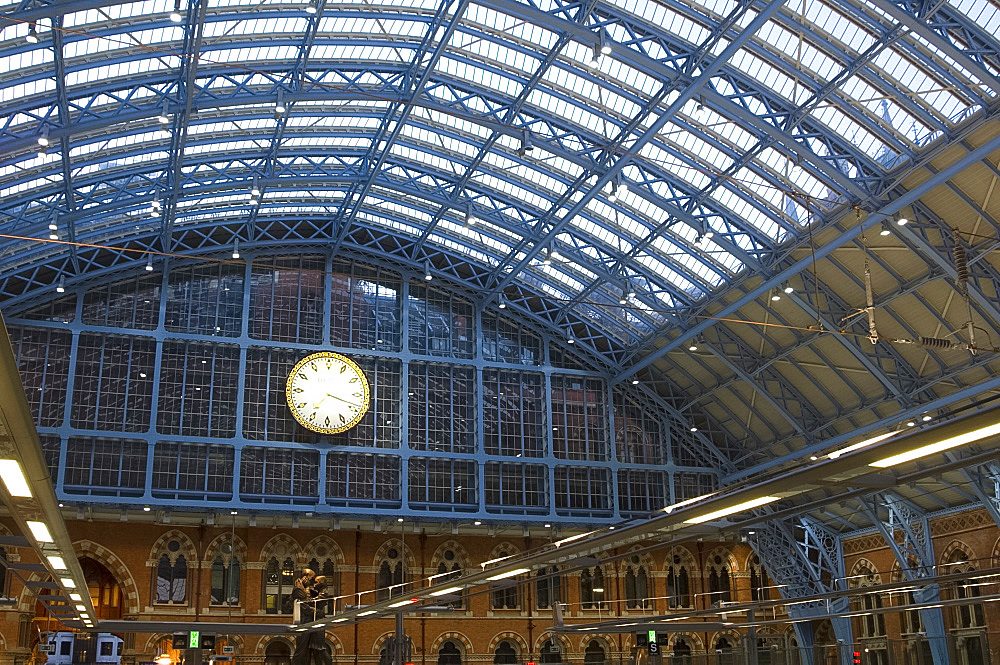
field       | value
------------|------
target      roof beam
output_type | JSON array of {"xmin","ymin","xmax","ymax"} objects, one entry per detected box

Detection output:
[{"xmin": 616, "ymin": 132, "xmax": 1000, "ymax": 384}]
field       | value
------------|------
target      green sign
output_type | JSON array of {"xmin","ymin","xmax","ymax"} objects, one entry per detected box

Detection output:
[
  {"xmin": 647, "ymin": 630, "xmax": 656, "ymax": 643},
  {"xmin": 189, "ymin": 631, "xmax": 200, "ymax": 649}
]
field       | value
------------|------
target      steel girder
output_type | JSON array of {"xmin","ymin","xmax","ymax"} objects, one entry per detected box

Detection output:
[
  {"xmin": 858, "ymin": 493, "xmax": 948, "ymax": 665},
  {"xmin": 749, "ymin": 517, "xmax": 854, "ymax": 665}
]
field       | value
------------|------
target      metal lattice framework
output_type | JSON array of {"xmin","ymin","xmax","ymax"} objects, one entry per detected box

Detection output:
[{"xmin": 1, "ymin": 0, "xmax": 1000, "ymax": 534}]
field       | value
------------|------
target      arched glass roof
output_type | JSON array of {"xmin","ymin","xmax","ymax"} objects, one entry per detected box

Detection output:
[{"xmin": 2, "ymin": 0, "xmax": 1000, "ymax": 510}]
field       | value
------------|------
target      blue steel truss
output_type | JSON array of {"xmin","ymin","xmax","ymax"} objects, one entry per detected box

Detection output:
[{"xmin": 1, "ymin": 0, "xmax": 1000, "ymax": 531}]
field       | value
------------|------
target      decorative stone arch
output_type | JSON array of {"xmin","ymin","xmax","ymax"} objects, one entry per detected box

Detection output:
[
  {"xmin": 430, "ymin": 632, "xmax": 474, "ymax": 656},
  {"xmin": 430, "ymin": 540, "xmax": 471, "ymax": 569},
  {"xmin": 663, "ymin": 545, "xmax": 698, "ymax": 574},
  {"xmin": 622, "ymin": 546, "xmax": 654, "ymax": 571},
  {"xmin": 372, "ymin": 538, "xmax": 416, "ymax": 570},
  {"xmin": 254, "ymin": 635, "xmax": 294, "ymax": 656},
  {"xmin": 993, "ymin": 535, "xmax": 1000, "ymax": 569},
  {"xmin": 258, "ymin": 534, "xmax": 302, "ymax": 563},
  {"xmin": 303, "ymin": 535, "xmax": 346, "ymax": 566},
  {"xmin": 148, "ymin": 529, "xmax": 198, "ymax": 564},
  {"xmin": 709, "ymin": 631, "xmax": 741, "ymax": 650},
  {"xmin": 142, "ymin": 633, "xmax": 174, "ymax": 654},
  {"xmin": 222, "ymin": 634, "xmax": 246, "ymax": 654},
  {"xmin": 486, "ymin": 542, "xmax": 521, "ymax": 561},
  {"xmin": 488, "ymin": 632, "xmax": 529, "ymax": 656},
  {"xmin": 576, "ymin": 634, "xmax": 614, "ymax": 653},
  {"xmin": 0, "ymin": 523, "xmax": 20, "ymax": 563},
  {"xmin": 204, "ymin": 533, "xmax": 247, "ymax": 564},
  {"xmin": 324, "ymin": 633, "xmax": 345, "ymax": 655},
  {"xmin": 533, "ymin": 632, "xmax": 569, "ymax": 657},
  {"xmin": 705, "ymin": 546, "xmax": 739, "ymax": 573},
  {"xmin": 664, "ymin": 633, "xmax": 704, "ymax": 651},
  {"xmin": 372, "ymin": 632, "xmax": 395, "ymax": 655},
  {"xmin": 849, "ymin": 558, "xmax": 881, "ymax": 586},
  {"xmin": 939, "ymin": 539, "xmax": 976, "ymax": 567},
  {"xmin": 73, "ymin": 540, "xmax": 142, "ymax": 615}
]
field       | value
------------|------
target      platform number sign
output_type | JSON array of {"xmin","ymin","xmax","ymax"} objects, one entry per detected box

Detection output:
[
  {"xmin": 189, "ymin": 631, "xmax": 200, "ymax": 649},
  {"xmin": 646, "ymin": 631, "xmax": 659, "ymax": 655}
]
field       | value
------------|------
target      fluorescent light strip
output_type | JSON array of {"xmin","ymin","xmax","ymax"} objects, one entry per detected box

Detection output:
[
  {"xmin": 60, "ymin": 578, "xmax": 76, "ymax": 588},
  {"xmin": 47, "ymin": 555, "xmax": 67, "ymax": 570},
  {"xmin": 828, "ymin": 431, "xmax": 898, "ymax": 459},
  {"xmin": 332, "ymin": 618, "xmax": 349, "ymax": 623},
  {"xmin": 870, "ymin": 421, "xmax": 1000, "ymax": 468},
  {"xmin": 27, "ymin": 521, "xmax": 53, "ymax": 543},
  {"xmin": 428, "ymin": 586, "xmax": 463, "ymax": 596},
  {"xmin": 683, "ymin": 496, "xmax": 780, "ymax": 524},
  {"xmin": 388, "ymin": 598, "xmax": 417, "ymax": 608},
  {"xmin": 0, "ymin": 459, "xmax": 32, "ymax": 497},
  {"xmin": 554, "ymin": 531, "xmax": 595, "ymax": 547},
  {"xmin": 662, "ymin": 493, "xmax": 714, "ymax": 513},
  {"xmin": 486, "ymin": 568, "xmax": 529, "ymax": 581},
  {"xmin": 358, "ymin": 610, "xmax": 377, "ymax": 616},
  {"xmin": 75, "ymin": 604, "xmax": 86, "ymax": 611},
  {"xmin": 69, "ymin": 593, "xmax": 82, "ymax": 601}
]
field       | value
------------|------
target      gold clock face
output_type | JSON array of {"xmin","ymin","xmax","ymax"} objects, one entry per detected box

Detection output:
[{"xmin": 286, "ymin": 352, "xmax": 370, "ymax": 434}]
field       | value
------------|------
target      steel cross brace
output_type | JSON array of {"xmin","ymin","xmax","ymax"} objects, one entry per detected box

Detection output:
[
  {"xmin": 749, "ymin": 517, "xmax": 854, "ymax": 665},
  {"xmin": 482, "ymin": 0, "xmax": 788, "ymax": 298},
  {"xmin": 330, "ymin": 0, "xmax": 471, "ymax": 253},
  {"xmin": 857, "ymin": 493, "xmax": 948, "ymax": 665}
]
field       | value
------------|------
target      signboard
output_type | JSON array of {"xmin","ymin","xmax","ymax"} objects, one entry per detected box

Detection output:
[
  {"xmin": 189, "ymin": 631, "xmax": 201, "ymax": 649},
  {"xmin": 647, "ymin": 642, "xmax": 659, "ymax": 656},
  {"xmin": 222, "ymin": 647, "xmax": 235, "ymax": 655}
]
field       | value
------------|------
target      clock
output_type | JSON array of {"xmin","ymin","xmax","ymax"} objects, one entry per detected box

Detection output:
[{"xmin": 286, "ymin": 352, "xmax": 371, "ymax": 434}]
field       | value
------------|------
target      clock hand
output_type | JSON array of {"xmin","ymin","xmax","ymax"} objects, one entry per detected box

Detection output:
[
  {"xmin": 311, "ymin": 395, "xmax": 330, "ymax": 408},
  {"xmin": 326, "ymin": 393, "xmax": 361, "ymax": 408}
]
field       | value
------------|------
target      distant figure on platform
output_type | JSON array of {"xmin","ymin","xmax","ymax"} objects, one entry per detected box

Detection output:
[
  {"xmin": 291, "ymin": 569, "xmax": 316, "ymax": 665},
  {"xmin": 308, "ymin": 576, "xmax": 334, "ymax": 665}
]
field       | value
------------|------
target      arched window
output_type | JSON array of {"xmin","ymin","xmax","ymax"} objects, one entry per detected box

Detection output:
[
  {"xmin": 714, "ymin": 638, "xmax": 734, "ymax": 665},
  {"xmin": 264, "ymin": 640, "xmax": 291, "ymax": 665},
  {"xmin": 672, "ymin": 638, "xmax": 692, "ymax": 665},
  {"xmin": 584, "ymin": 640, "xmax": 606, "ymax": 665},
  {"xmin": 707, "ymin": 554, "xmax": 732, "ymax": 604},
  {"xmin": 624, "ymin": 555, "xmax": 649, "ymax": 609},
  {"xmin": 376, "ymin": 547, "xmax": 406, "ymax": 602},
  {"xmin": 666, "ymin": 555, "xmax": 691, "ymax": 609},
  {"xmin": 536, "ymin": 567, "xmax": 563, "ymax": 609},
  {"xmin": 263, "ymin": 556, "xmax": 295, "ymax": 614},
  {"xmin": 493, "ymin": 641, "xmax": 518, "ymax": 665},
  {"xmin": 437, "ymin": 641, "xmax": 462, "ymax": 665},
  {"xmin": 155, "ymin": 551, "xmax": 187, "ymax": 604},
  {"xmin": 749, "ymin": 555, "xmax": 770, "ymax": 602},
  {"xmin": 307, "ymin": 545, "xmax": 341, "ymax": 611},
  {"xmin": 210, "ymin": 552, "xmax": 240, "ymax": 606},
  {"xmin": 540, "ymin": 639, "xmax": 562, "ymax": 665},
  {"xmin": 436, "ymin": 549, "xmax": 463, "ymax": 609},
  {"xmin": 946, "ymin": 550, "xmax": 985, "ymax": 628},
  {"xmin": 81, "ymin": 557, "xmax": 124, "ymax": 621},
  {"xmin": 491, "ymin": 578, "xmax": 518, "ymax": 610},
  {"xmin": 851, "ymin": 566, "xmax": 885, "ymax": 638},
  {"xmin": 579, "ymin": 566, "xmax": 606, "ymax": 609}
]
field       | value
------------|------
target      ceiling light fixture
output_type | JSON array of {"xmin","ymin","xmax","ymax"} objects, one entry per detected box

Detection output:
[
  {"xmin": 693, "ymin": 102, "xmax": 706, "ymax": 123},
  {"xmin": 896, "ymin": 215, "xmax": 909, "ymax": 226},
  {"xmin": 770, "ymin": 290, "xmax": 781, "ymax": 301},
  {"xmin": 157, "ymin": 100, "xmax": 170, "ymax": 124},
  {"xmin": 305, "ymin": 2, "xmax": 318, "ymax": 14},
  {"xmin": 588, "ymin": 44, "xmax": 601, "ymax": 68},
  {"xmin": 27, "ymin": 521, "xmax": 53, "ymax": 543},
  {"xmin": 607, "ymin": 181, "xmax": 618, "ymax": 203},
  {"xmin": 145, "ymin": 256, "xmax": 154, "ymax": 272},
  {"xmin": 232, "ymin": 239, "xmax": 240, "ymax": 259},
  {"xmin": 0, "ymin": 459, "xmax": 32, "ymax": 498},
  {"xmin": 783, "ymin": 285, "xmax": 794, "ymax": 294},
  {"xmin": 631, "ymin": 379, "xmax": 639, "ymax": 385},
  {"xmin": 549, "ymin": 246, "xmax": 562, "ymax": 262},
  {"xmin": 689, "ymin": 426, "xmax": 698, "ymax": 432},
  {"xmin": 429, "ymin": 586, "xmax": 463, "ymax": 596},
  {"xmin": 60, "ymin": 578, "xmax": 76, "ymax": 588},
  {"xmin": 251, "ymin": 178, "xmax": 261, "ymax": 197},
  {"xmin": 599, "ymin": 30, "xmax": 612, "ymax": 55},
  {"xmin": 519, "ymin": 129, "xmax": 533, "ymax": 155},
  {"xmin": 566, "ymin": 327, "xmax": 574, "ymax": 344},
  {"xmin": 26, "ymin": 23, "xmax": 39, "ymax": 44},
  {"xmin": 464, "ymin": 205, "xmax": 477, "ymax": 226},
  {"xmin": 683, "ymin": 495, "xmax": 780, "ymax": 524},
  {"xmin": 688, "ymin": 342, "xmax": 698, "ymax": 352},
  {"xmin": 486, "ymin": 568, "xmax": 530, "ymax": 581},
  {"xmin": 169, "ymin": 0, "xmax": 183, "ymax": 22},
  {"xmin": 56, "ymin": 278, "xmax": 65, "ymax": 293},
  {"xmin": 879, "ymin": 221, "xmax": 891, "ymax": 236},
  {"xmin": 423, "ymin": 261, "xmax": 432, "ymax": 281},
  {"xmin": 37, "ymin": 127, "xmax": 50, "ymax": 147},
  {"xmin": 869, "ymin": 420, "xmax": 1000, "ymax": 468},
  {"xmin": 497, "ymin": 295, "xmax": 506, "ymax": 310},
  {"xmin": 47, "ymin": 556, "xmax": 67, "ymax": 570},
  {"xmin": 275, "ymin": 89, "xmax": 287, "ymax": 116},
  {"xmin": 828, "ymin": 430, "xmax": 898, "ymax": 459}
]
